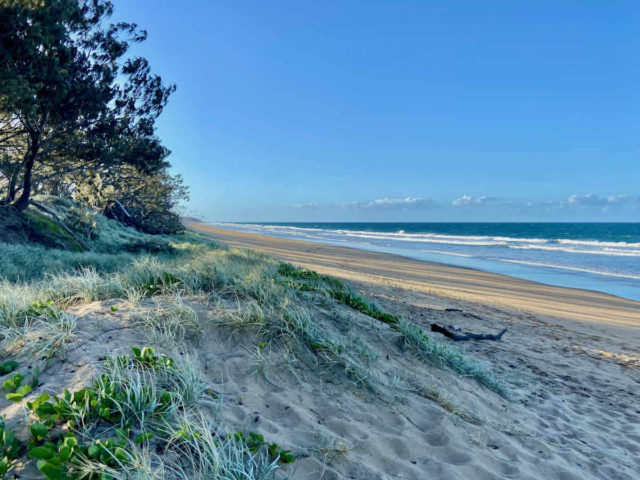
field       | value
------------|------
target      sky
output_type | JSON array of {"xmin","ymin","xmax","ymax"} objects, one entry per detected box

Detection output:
[{"xmin": 112, "ymin": 1, "xmax": 640, "ymax": 222}]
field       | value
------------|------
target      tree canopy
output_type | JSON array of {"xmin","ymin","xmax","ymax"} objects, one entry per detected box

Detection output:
[{"xmin": 0, "ymin": 0, "xmax": 183, "ymax": 227}]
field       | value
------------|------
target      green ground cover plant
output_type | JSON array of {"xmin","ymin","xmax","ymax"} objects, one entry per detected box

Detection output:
[{"xmin": 1, "ymin": 348, "xmax": 293, "ymax": 479}]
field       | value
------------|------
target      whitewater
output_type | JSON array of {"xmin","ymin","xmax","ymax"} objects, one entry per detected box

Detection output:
[{"xmin": 210, "ymin": 222, "xmax": 640, "ymax": 301}]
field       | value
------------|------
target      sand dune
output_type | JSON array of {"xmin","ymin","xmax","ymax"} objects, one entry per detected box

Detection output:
[
  {"xmin": 4, "ymin": 224, "xmax": 638, "ymax": 479},
  {"xmin": 187, "ymin": 223, "xmax": 640, "ymax": 479}
]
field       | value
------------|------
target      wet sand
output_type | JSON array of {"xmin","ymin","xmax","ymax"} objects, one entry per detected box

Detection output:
[{"xmin": 188, "ymin": 223, "xmax": 640, "ymax": 329}]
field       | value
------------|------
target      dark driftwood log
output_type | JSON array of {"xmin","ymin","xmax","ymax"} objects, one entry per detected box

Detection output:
[
  {"xmin": 430, "ymin": 323, "xmax": 507, "ymax": 341},
  {"xmin": 31, "ymin": 200, "xmax": 90, "ymax": 251}
]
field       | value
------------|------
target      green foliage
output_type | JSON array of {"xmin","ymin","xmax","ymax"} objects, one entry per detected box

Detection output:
[
  {"xmin": 277, "ymin": 263, "xmax": 344, "ymax": 290},
  {"xmin": 28, "ymin": 432, "xmax": 133, "ymax": 480},
  {"xmin": 23, "ymin": 210, "xmax": 82, "ymax": 252},
  {"xmin": 279, "ymin": 262, "xmax": 399, "ymax": 325},
  {"xmin": 129, "ymin": 346, "xmax": 175, "ymax": 370},
  {"xmin": 269, "ymin": 444, "xmax": 296, "ymax": 464},
  {"xmin": 26, "ymin": 300, "xmax": 56, "ymax": 319},
  {"xmin": 1, "ymin": 390, "xmax": 137, "ymax": 479},
  {"xmin": 21, "ymin": 348, "xmax": 177, "ymax": 432},
  {"xmin": 0, "ymin": 348, "xmax": 185, "ymax": 478},
  {"xmin": 0, "ymin": 240, "xmax": 136, "ymax": 282},
  {"xmin": 121, "ymin": 238, "xmax": 175, "ymax": 254},
  {"xmin": 139, "ymin": 271, "xmax": 181, "ymax": 296},
  {"xmin": 3, "ymin": 372, "xmax": 23, "ymax": 392},
  {"xmin": 64, "ymin": 207, "xmax": 98, "ymax": 240},
  {"xmin": 279, "ymin": 262, "xmax": 506, "ymax": 395},
  {"xmin": 397, "ymin": 319, "xmax": 506, "ymax": 396},
  {"xmin": 166, "ymin": 415, "xmax": 282, "ymax": 479},
  {"xmin": 233, "ymin": 432, "xmax": 295, "ymax": 464},
  {"xmin": 5, "ymin": 385, "xmax": 31, "ymax": 402},
  {"xmin": 99, "ymin": 169, "xmax": 189, "ymax": 235},
  {"xmin": 0, "ymin": 346, "xmax": 212, "ymax": 479},
  {"xmin": 0, "ymin": 212, "xmax": 210, "ymax": 282},
  {"xmin": 0, "ymin": 361, "xmax": 18, "ymax": 375},
  {"xmin": 328, "ymin": 289, "xmax": 400, "ymax": 326},
  {"xmin": 134, "ymin": 432, "xmax": 153, "ymax": 444},
  {"xmin": 35, "ymin": 196, "xmax": 181, "ymax": 257},
  {"xmin": 1, "ymin": 417, "xmax": 23, "ymax": 477},
  {"xmin": 0, "ymin": 0, "xmax": 175, "ymax": 212}
]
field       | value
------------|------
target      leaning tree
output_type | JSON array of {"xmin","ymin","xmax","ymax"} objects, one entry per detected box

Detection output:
[{"xmin": 0, "ymin": 0, "xmax": 175, "ymax": 214}]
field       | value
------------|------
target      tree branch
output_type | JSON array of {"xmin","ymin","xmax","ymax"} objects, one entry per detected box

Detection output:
[{"xmin": 31, "ymin": 200, "xmax": 90, "ymax": 251}]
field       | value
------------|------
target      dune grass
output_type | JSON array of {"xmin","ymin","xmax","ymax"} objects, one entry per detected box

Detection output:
[
  {"xmin": 278, "ymin": 263, "xmax": 506, "ymax": 396},
  {"xmin": 139, "ymin": 295, "xmax": 203, "ymax": 347},
  {"xmin": 1, "ymin": 195, "xmax": 217, "ymax": 283},
  {"xmin": 1, "ymin": 347, "xmax": 287, "ymax": 479},
  {"xmin": 0, "ymin": 201, "xmax": 508, "ymax": 477},
  {"xmin": 1, "ymin": 231, "xmax": 504, "ymax": 395}
]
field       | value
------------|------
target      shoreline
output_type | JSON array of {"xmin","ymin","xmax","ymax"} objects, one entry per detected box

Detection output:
[
  {"xmin": 188, "ymin": 222, "xmax": 640, "ymax": 329},
  {"xmin": 187, "ymin": 222, "xmax": 640, "ymax": 478},
  {"xmin": 202, "ymin": 222, "xmax": 640, "ymax": 302}
]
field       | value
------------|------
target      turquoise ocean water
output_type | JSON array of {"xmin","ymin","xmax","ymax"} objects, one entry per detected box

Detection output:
[{"xmin": 212, "ymin": 222, "xmax": 640, "ymax": 302}]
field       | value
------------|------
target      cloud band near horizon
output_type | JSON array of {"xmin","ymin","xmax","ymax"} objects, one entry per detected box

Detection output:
[{"xmin": 293, "ymin": 193, "xmax": 640, "ymax": 213}]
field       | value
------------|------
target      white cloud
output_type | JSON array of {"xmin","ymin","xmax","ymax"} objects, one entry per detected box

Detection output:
[
  {"xmin": 293, "ymin": 202, "xmax": 320, "ymax": 209},
  {"xmin": 568, "ymin": 193, "xmax": 602, "ymax": 206},
  {"xmin": 567, "ymin": 193, "xmax": 636, "ymax": 207},
  {"xmin": 293, "ymin": 193, "xmax": 639, "ymax": 216},
  {"xmin": 606, "ymin": 194, "xmax": 632, "ymax": 204},
  {"xmin": 294, "ymin": 196, "xmax": 433, "ymax": 211},
  {"xmin": 354, "ymin": 197, "xmax": 430, "ymax": 209},
  {"xmin": 452, "ymin": 195, "xmax": 487, "ymax": 206}
]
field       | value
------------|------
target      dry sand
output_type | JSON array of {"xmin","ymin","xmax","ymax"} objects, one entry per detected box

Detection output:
[
  {"xmin": 188, "ymin": 224, "xmax": 640, "ymax": 328},
  {"xmin": 185, "ymin": 223, "xmax": 640, "ymax": 479},
  {"xmin": 4, "ymin": 224, "xmax": 639, "ymax": 480}
]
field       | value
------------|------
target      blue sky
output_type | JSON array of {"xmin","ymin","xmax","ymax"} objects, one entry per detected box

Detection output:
[{"xmin": 112, "ymin": 1, "xmax": 639, "ymax": 222}]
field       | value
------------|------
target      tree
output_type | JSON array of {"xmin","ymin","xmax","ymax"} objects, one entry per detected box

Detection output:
[
  {"xmin": 0, "ymin": 0, "xmax": 175, "ymax": 214},
  {"xmin": 47, "ymin": 163, "xmax": 190, "ymax": 234}
]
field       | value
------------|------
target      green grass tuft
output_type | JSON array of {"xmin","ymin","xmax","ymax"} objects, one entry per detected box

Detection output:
[{"xmin": 279, "ymin": 262, "xmax": 506, "ymax": 396}]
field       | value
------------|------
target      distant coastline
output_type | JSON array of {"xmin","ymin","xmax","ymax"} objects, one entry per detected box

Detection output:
[{"xmin": 207, "ymin": 222, "xmax": 640, "ymax": 301}]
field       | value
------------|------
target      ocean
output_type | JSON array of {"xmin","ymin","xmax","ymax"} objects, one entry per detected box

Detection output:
[{"xmin": 211, "ymin": 222, "xmax": 640, "ymax": 302}]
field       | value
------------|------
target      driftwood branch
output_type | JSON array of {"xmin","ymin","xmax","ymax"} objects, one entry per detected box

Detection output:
[
  {"xmin": 104, "ymin": 199, "xmax": 142, "ymax": 230},
  {"xmin": 430, "ymin": 323, "xmax": 507, "ymax": 341},
  {"xmin": 106, "ymin": 199, "xmax": 133, "ymax": 219},
  {"xmin": 31, "ymin": 200, "xmax": 90, "ymax": 251}
]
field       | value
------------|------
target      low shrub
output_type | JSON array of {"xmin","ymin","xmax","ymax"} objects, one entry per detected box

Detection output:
[{"xmin": 1, "ymin": 347, "xmax": 291, "ymax": 479}]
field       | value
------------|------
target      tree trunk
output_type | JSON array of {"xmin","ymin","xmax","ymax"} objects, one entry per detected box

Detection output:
[
  {"xmin": 31, "ymin": 201, "xmax": 90, "ymax": 251},
  {"xmin": 2, "ymin": 163, "xmax": 23, "ymax": 205},
  {"xmin": 13, "ymin": 131, "xmax": 40, "ymax": 213}
]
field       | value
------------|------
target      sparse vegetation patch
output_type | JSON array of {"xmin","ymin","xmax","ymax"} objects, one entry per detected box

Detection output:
[
  {"xmin": 278, "ymin": 263, "xmax": 506, "ymax": 395},
  {"xmin": 1, "ymin": 347, "xmax": 293, "ymax": 479},
  {"xmin": 0, "ymin": 206, "xmax": 509, "ymax": 478}
]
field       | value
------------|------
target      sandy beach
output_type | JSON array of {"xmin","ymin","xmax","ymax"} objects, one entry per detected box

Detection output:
[
  {"xmin": 188, "ymin": 222, "xmax": 640, "ymax": 479},
  {"xmin": 188, "ymin": 224, "xmax": 640, "ymax": 328}
]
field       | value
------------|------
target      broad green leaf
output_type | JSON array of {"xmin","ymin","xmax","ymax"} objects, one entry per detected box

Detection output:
[
  {"xmin": 0, "ymin": 361, "xmax": 18, "ymax": 375},
  {"xmin": 134, "ymin": 432, "xmax": 153, "ymax": 444},
  {"xmin": 29, "ymin": 422, "xmax": 48, "ymax": 439},
  {"xmin": 87, "ymin": 444, "xmax": 100, "ymax": 458},
  {"xmin": 29, "ymin": 446, "xmax": 54, "ymax": 460},
  {"xmin": 37, "ymin": 460, "xmax": 63, "ymax": 480},
  {"xmin": 114, "ymin": 447, "xmax": 129, "ymax": 462}
]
